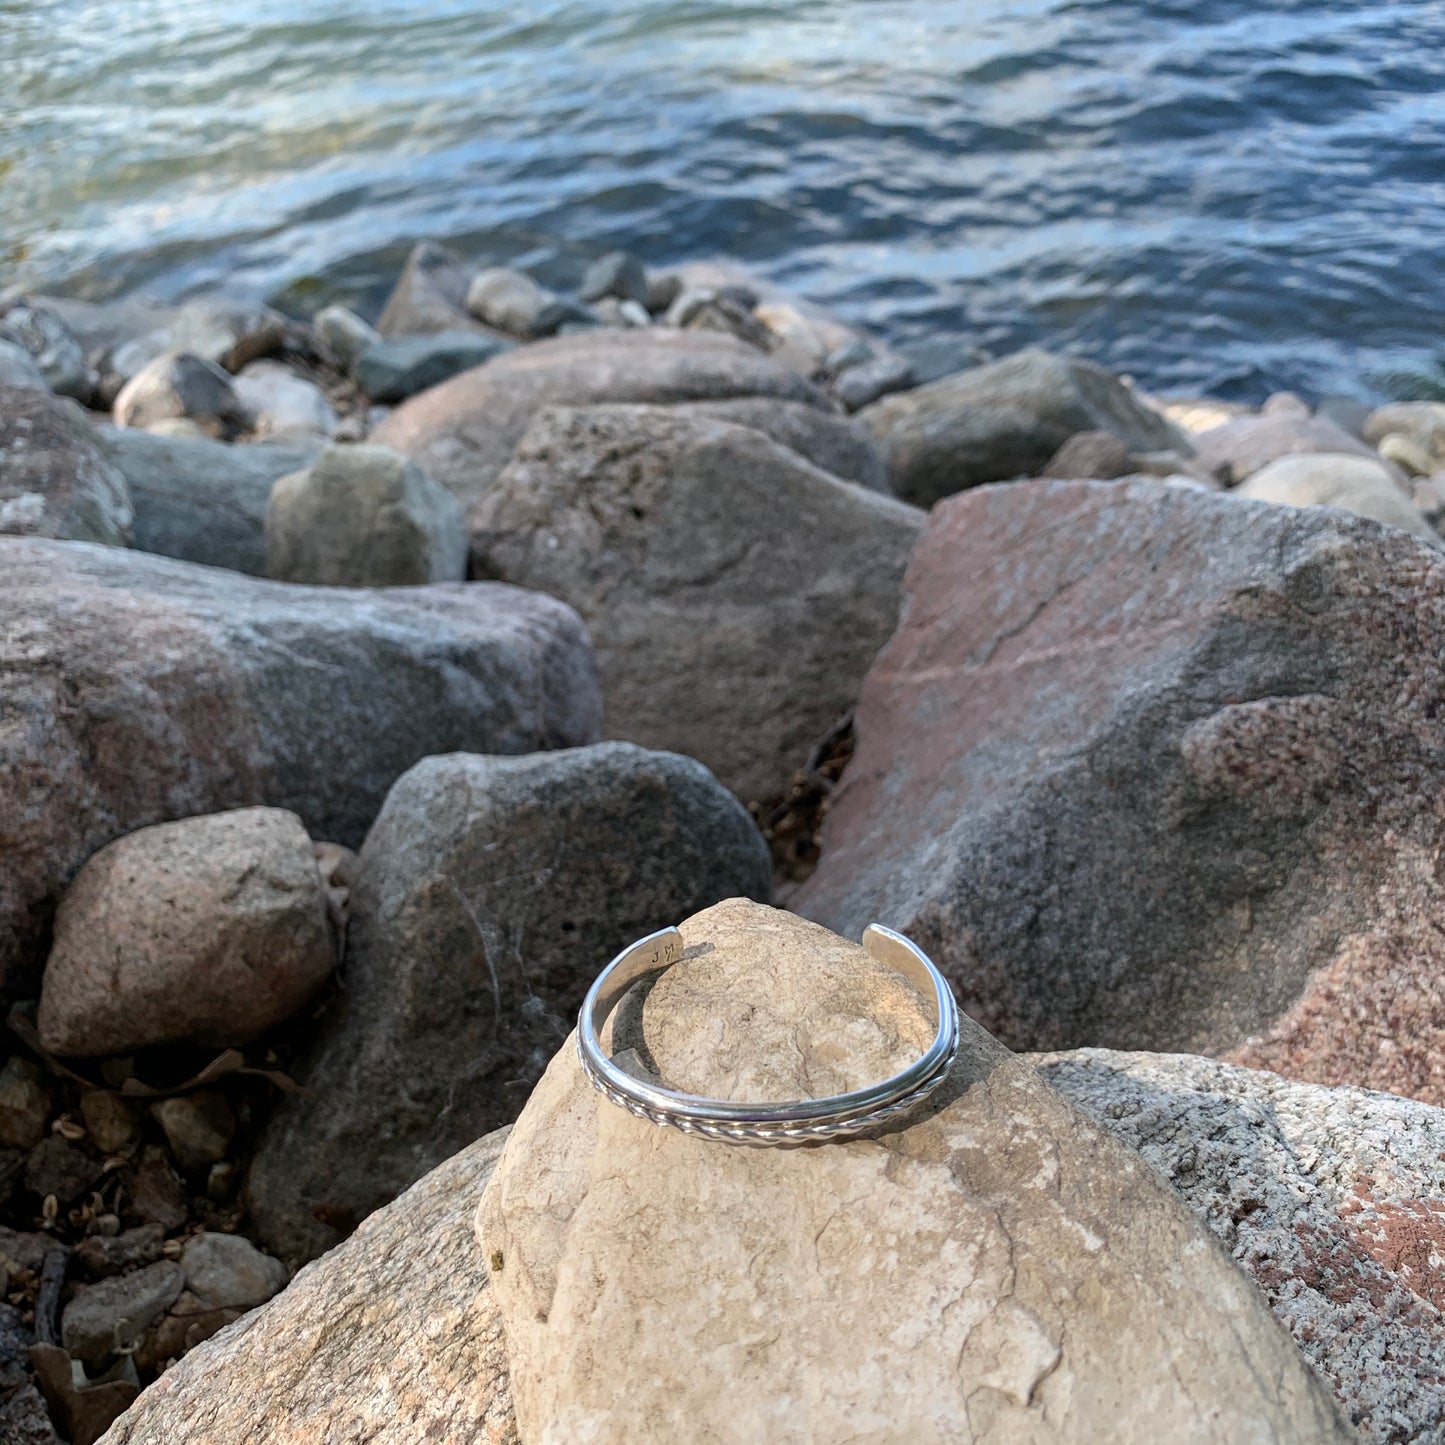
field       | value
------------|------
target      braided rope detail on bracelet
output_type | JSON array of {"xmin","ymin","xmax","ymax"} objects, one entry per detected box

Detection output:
[{"xmin": 576, "ymin": 1034, "xmax": 959, "ymax": 1146}]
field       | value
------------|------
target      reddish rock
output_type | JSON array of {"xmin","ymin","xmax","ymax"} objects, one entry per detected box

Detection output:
[
  {"xmin": 370, "ymin": 327, "xmax": 833, "ymax": 513},
  {"xmin": 797, "ymin": 477, "xmax": 1445, "ymax": 1103},
  {"xmin": 0, "ymin": 538, "xmax": 600, "ymax": 995},
  {"xmin": 1039, "ymin": 1049, "xmax": 1445, "ymax": 1444}
]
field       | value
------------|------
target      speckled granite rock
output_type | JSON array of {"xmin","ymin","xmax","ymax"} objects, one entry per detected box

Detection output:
[
  {"xmin": 477, "ymin": 899, "xmax": 1351, "ymax": 1445},
  {"xmin": 99, "ymin": 1130, "xmax": 517, "ymax": 1445},
  {"xmin": 1038, "ymin": 1048, "xmax": 1445, "ymax": 1444},
  {"xmin": 798, "ymin": 477, "xmax": 1445, "ymax": 1105}
]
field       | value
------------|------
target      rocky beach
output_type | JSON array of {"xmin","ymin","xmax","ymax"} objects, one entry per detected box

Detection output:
[{"xmin": 2, "ymin": 232, "xmax": 1445, "ymax": 1443}]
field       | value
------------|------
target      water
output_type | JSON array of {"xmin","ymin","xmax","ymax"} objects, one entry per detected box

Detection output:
[{"xmin": 4, "ymin": 0, "xmax": 1445, "ymax": 402}]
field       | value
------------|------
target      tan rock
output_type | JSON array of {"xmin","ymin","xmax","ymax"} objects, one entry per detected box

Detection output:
[
  {"xmin": 99, "ymin": 1130, "xmax": 517, "ymax": 1445},
  {"xmin": 477, "ymin": 899, "xmax": 1352, "ymax": 1445},
  {"xmin": 39, "ymin": 808, "xmax": 334, "ymax": 1057},
  {"xmin": 1363, "ymin": 401, "xmax": 1445, "ymax": 470},
  {"xmin": 1234, "ymin": 452, "xmax": 1441, "ymax": 548}
]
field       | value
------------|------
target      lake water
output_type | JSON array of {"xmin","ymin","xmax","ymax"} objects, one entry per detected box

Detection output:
[{"xmin": 4, "ymin": 0, "xmax": 1444, "ymax": 401}]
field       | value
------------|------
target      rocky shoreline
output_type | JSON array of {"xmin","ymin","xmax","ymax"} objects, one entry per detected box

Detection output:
[{"xmin": 4, "ymin": 241, "xmax": 1445, "ymax": 1442}]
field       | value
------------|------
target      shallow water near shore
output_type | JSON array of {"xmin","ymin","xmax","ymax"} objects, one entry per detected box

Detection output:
[{"xmin": 4, "ymin": 0, "xmax": 1445, "ymax": 402}]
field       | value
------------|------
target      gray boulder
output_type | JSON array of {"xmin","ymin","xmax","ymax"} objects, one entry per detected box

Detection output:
[
  {"xmin": 670, "ymin": 395, "xmax": 889, "ymax": 491},
  {"xmin": 1039, "ymin": 1048, "xmax": 1445, "ymax": 1444},
  {"xmin": 376, "ymin": 241, "xmax": 506, "ymax": 340},
  {"xmin": 247, "ymin": 742, "xmax": 770, "ymax": 1262},
  {"xmin": 859, "ymin": 349, "xmax": 1188, "ymax": 506},
  {"xmin": 797, "ymin": 477, "xmax": 1445, "ymax": 1106},
  {"xmin": 0, "ymin": 538, "xmax": 601, "ymax": 993},
  {"xmin": 578, "ymin": 251, "xmax": 650, "ymax": 307},
  {"xmin": 0, "ymin": 339, "xmax": 48, "ymax": 392},
  {"xmin": 0, "ymin": 304, "xmax": 94, "ymax": 401},
  {"xmin": 38, "ymin": 807, "xmax": 335, "ymax": 1057},
  {"xmin": 265, "ymin": 444, "xmax": 467, "ymax": 586},
  {"xmin": 0, "ymin": 385, "xmax": 134, "ymax": 545},
  {"xmin": 1193, "ymin": 409, "xmax": 1379, "ymax": 485},
  {"xmin": 180, "ymin": 1233, "xmax": 287, "ymax": 1312},
  {"xmin": 102, "ymin": 427, "xmax": 318, "ymax": 576},
  {"xmin": 371, "ymin": 327, "xmax": 836, "ymax": 514},
  {"xmin": 112, "ymin": 353, "xmax": 246, "ymax": 438},
  {"xmin": 471, "ymin": 405, "xmax": 923, "ymax": 801},
  {"xmin": 312, "ymin": 304, "xmax": 379, "ymax": 373},
  {"xmin": 98, "ymin": 1131, "xmax": 516, "ymax": 1445},
  {"xmin": 832, "ymin": 349, "xmax": 915, "ymax": 411},
  {"xmin": 354, "ymin": 330, "xmax": 513, "ymax": 403}
]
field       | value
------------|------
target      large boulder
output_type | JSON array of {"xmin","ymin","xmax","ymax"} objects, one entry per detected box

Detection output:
[
  {"xmin": 0, "ymin": 539, "xmax": 601, "ymax": 993},
  {"xmin": 370, "ymin": 327, "xmax": 835, "ymax": 512},
  {"xmin": 477, "ymin": 899, "xmax": 1351, "ymax": 1444},
  {"xmin": 99, "ymin": 1130, "xmax": 517, "ymax": 1444},
  {"xmin": 797, "ymin": 477, "xmax": 1445, "ymax": 1103},
  {"xmin": 858, "ymin": 349, "xmax": 1187, "ymax": 507},
  {"xmin": 1234, "ymin": 452, "xmax": 1441, "ymax": 547},
  {"xmin": 0, "ymin": 386, "xmax": 133, "ymax": 545},
  {"xmin": 471, "ymin": 405, "xmax": 923, "ymax": 801},
  {"xmin": 1039, "ymin": 1049, "xmax": 1445, "ymax": 1443},
  {"xmin": 265, "ymin": 444, "xmax": 467, "ymax": 586},
  {"xmin": 669, "ymin": 395, "xmax": 888, "ymax": 491},
  {"xmin": 0, "ymin": 303, "xmax": 94, "ymax": 401},
  {"xmin": 247, "ymin": 743, "xmax": 769, "ymax": 1263},
  {"xmin": 102, "ymin": 428, "xmax": 319, "ymax": 576},
  {"xmin": 38, "ymin": 807, "xmax": 335, "ymax": 1057}
]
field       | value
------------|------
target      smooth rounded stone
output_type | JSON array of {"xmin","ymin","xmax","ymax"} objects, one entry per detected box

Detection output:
[
  {"xmin": 477, "ymin": 899, "xmax": 1351, "ymax": 1445},
  {"xmin": 796, "ymin": 477, "xmax": 1445, "ymax": 1104},
  {"xmin": 265, "ymin": 444, "xmax": 467, "ymax": 587},
  {"xmin": 832, "ymin": 348, "xmax": 915, "ymax": 411},
  {"xmin": 0, "ymin": 303, "xmax": 95, "ymax": 402},
  {"xmin": 98, "ymin": 1131, "xmax": 516, "ymax": 1445},
  {"xmin": 63, "ymin": 1262, "xmax": 184, "ymax": 1366},
  {"xmin": 0, "ymin": 538, "xmax": 602, "ymax": 994},
  {"xmin": 590, "ymin": 296, "xmax": 651, "ymax": 329},
  {"xmin": 180, "ymin": 1233, "xmax": 286, "ymax": 1311},
  {"xmin": 472, "ymin": 405, "xmax": 924, "ymax": 801},
  {"xmin": 1040, "ymin": 428, "xmax": 1136, "ymax": 479},
  {"xmin": 1193, "ymin": 409, "xmax": 1380, "ymax": 486},
  {"xmin": 105, "ymin": 300, "xmax": 285, "ymax": 393},
  {"xmin": 150, "ymin": 1091, "xmax": 236, "ymax": 1174},
  {"xmin": 376, "ymin": 241, "xmax": 505, "ymax": 340},
  {"xmin": 1235, "ymin": 452, "xmax": 1442, "ymax": 548},
  {"xmin": 464, "ymin": 268, "xmax": 563, "ymax": 339},
  {"xmin": 39, "ymin": 807, "xmax": 334, "ymax": 1057},
  {"xmin": 1, "ymin": 385, "xmax": 134, "ymax": 546},
  {"xmin": 1377, "ymin": 431, "xmax": 1438, "ymax": 478},
  {"xmin": 1365, "ymin": 401, "xmax": 1445, "ymax": 471},
  {"xmin": 0, "ymin": 1057, "xmax": 51, "ymax": 1150},
  {"xmin": 578, "ymin": 251, "xmax": 649, "ymax": 306},
  {"xmin": 312, "ymin": 304, "xmax": 380, "ymax": 373},
  {"xmin": 370, "ymin": 327, "xmax": 835, "ymax": 513},
  {"xmin": 354, "ymin": 330, "xmax": 513, "ymax": 404},
  {"xmin": 669, "ymin": 395, "xmax": 889, "ymax": 490},
  {"xmin": 0, "ymin": 339, "xmax": 49, "ymax": 392},
  {"xmin": 1038, "ymin": 1049, "xmax": 1445, "ymax": 1444},
  {"xmin": 247, "ymin": 741, "xmax": 769, "ymax": 1262},
  {"xmin": 231, "ymin": 362, "xmax": 337, "ymax": 440},
  {"xmin": 100, "ymin": 428, "xmax": 318, "ymax": 576},
  {"xmin": 79, "ymin": 1094, "xmax": 140, "ymax": 1158},
  {"xmin": 860, "ymin": 348, "xmax": 1190, "ymax": 507},
  {"xmin": 112, "ymin": 353, "xmax": 246, "ymax": 438}
]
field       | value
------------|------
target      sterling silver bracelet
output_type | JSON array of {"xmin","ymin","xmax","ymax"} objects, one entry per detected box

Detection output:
[{"xmin": 576, "ymin": 924, "xmax": 960, "ymax": 1146}]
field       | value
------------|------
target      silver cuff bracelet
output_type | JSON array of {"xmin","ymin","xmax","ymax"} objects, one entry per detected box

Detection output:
[{"xmin": 576, "ymin": 924, "xmax": 960, "ymax": 1146}]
